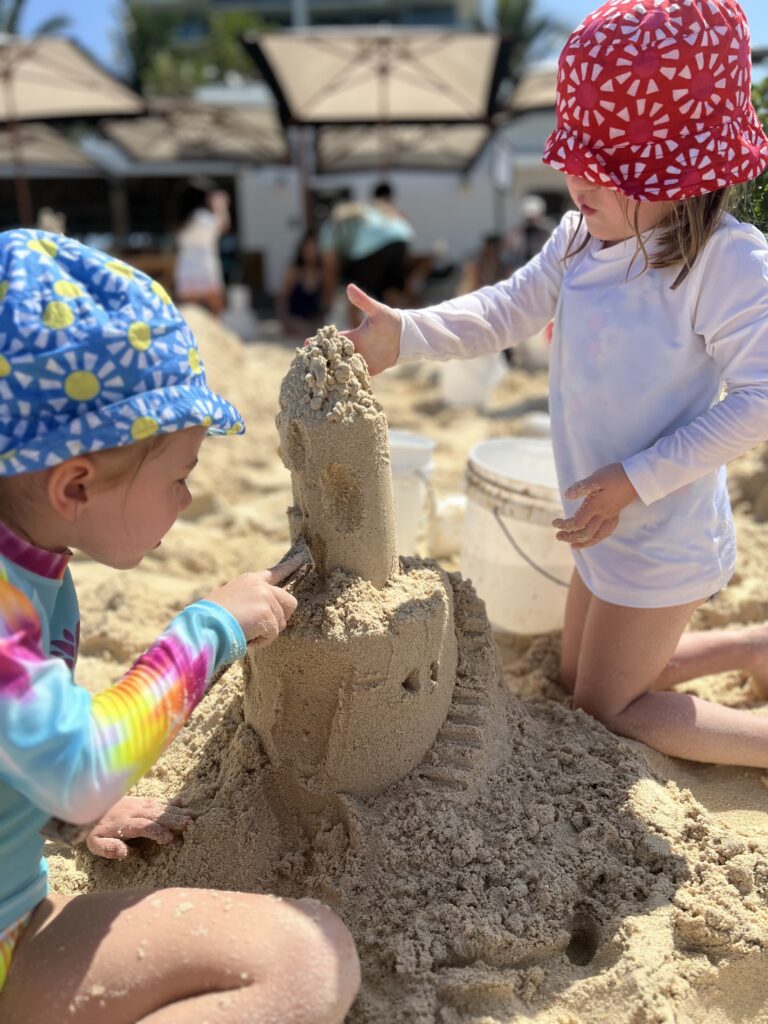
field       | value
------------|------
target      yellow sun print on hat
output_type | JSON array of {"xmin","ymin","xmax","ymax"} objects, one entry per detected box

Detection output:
[
  {"xmin": 43, "ymin": 301, "xmax": 75, "ymax": 330},
  {"xmin": 65, "ymin": 371, "xmax": 100, "ymax": 402},
  {"xmin": 128, "ymin": 321, "xmax": 152, "ymax": 351},
  {"xmin": 188, "ymin": 348, "xmax": 202, "ymax": 374},
  {"xmin": 131, "ymin": 416, "xmax": 159, "ymax": 440},
  {"xmin": 27, "ymin": 238, "xmax": 58, "ymax": 258},
  {"xmin": 53, "ymin": 280, "xmax": 84, "ymax": 299},
  {"xmin": 105, "ymin": 260, "xmax": 134, "ymax": 279},
  {"xmin": 152, "ymin": 280, "xmax": 171, "ymax": 303},
  {"xmin": 0, "ymin": 355, "xmax": 11, "ymax": 377}
]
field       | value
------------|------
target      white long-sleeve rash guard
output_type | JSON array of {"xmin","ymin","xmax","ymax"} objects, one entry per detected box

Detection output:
[{"xmin": 399, "ymin": 211, "xmax": 768, "ymax": 608}]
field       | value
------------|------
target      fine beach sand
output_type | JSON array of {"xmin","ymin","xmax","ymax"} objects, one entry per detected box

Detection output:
[{"xmin": 48, "ymin": 308, "xmax": 768, "ymax": 1023}]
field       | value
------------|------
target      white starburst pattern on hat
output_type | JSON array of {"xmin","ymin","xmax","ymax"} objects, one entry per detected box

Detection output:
[
  {"xmin": 671, "ymin": 50, "xmax": 730, "ymax": 121},
  {"xmin": 38, "ymin": 348, "xmax": 126, "ymax": 413}
]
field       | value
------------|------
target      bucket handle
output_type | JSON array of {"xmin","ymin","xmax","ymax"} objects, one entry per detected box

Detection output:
[{"xmin": 492, "ymin": 507, "xmax": 570, "ymax": 589}]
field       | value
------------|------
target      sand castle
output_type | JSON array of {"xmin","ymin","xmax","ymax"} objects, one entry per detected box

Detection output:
[
  {"xmin": 60, "ymin": 312, "xmax": 768, "ymax": 1024},
  {"xmin": 244, "ymin": 326, "xmax": 463, "ymax": 817}
]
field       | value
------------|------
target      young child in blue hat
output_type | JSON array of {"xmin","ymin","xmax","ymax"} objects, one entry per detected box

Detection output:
[{"xmin": 0, "ymin": 231, "xmax": 359, "ymax": 1023}]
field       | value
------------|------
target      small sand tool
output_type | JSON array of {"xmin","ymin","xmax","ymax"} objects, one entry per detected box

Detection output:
[{"xmin": 274, "ymin": 535, "xmax": 314, "ymax": 592}]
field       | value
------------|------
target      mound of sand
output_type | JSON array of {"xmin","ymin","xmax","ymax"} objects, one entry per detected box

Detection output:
[{"xmin": 48, "ymin": 309, "xmax": 768, "ymax": 1023}]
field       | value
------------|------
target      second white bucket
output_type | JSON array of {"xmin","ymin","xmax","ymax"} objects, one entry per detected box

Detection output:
[
  {"xmin": 439, "ymin": 353, "xmax": 506, "ymax": 408},
  {"xmin": 389, "ymin": 429, "xmax": 435, "ymax": 555},
  {"xmin": 461, "ymin": 437, "xmax": 573, "ymax": 634}
]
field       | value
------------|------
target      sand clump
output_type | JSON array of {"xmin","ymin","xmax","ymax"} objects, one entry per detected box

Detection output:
[{"xmin": 47, "ymin": 310, "xmax": 768, "ymax": 1023}]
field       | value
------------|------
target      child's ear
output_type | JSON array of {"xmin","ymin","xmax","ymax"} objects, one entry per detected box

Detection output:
[{"xmin": 46, "ymin": 457, "xmax": 97, "ymax": 521}]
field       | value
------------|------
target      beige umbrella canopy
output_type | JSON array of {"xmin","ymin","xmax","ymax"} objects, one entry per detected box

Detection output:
[
  {"xmin": 0, "ymin": 122, "xmax": 96, "ymax": 174},
  {"xmin": 506, "ymin": 63, "xmax": 557, "ymax": 117},
  {"xmin": 0, "ymin": 36, "xmax": 144, "ymax": 121},
  {"xmin": 315, "ymin": 122, "xmax": 489, "ymax": 174},
  {"xmin": 102, "ymin": 99, "xmax": 289, "ymax": 165},
  {"xmin": 244, "ymin": 28, "xmax": 512, "ymax": 125},
  {"xmin": 0, "ymin": 35, "xmax": 144, "ymax": 223}
]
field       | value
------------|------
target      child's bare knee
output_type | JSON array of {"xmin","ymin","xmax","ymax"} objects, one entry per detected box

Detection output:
[{"xmin": 275, "ymin": 899, "xmax": 360, "ymax": 1022}]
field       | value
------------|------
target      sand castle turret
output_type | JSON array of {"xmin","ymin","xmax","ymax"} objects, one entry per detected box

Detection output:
[{"xmin": 244, "ymin": 327, "xmax": 458, "ymax": 816}]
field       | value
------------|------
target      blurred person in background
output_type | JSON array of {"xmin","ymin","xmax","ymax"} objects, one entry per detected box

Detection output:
[
  {"xmin": 277, "ymin": 229, "xmax": 325, "ymax": 338},
  {"xmin": 173, "ymin": 178, "xmax": 230, "ymax": 315},
  {"xmin": 321, "ymin": 182, "xmax": 415, "ymax": 326}
]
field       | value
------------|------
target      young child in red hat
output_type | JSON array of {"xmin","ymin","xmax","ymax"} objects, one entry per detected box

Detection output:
[{"xmin": 345, "ymin": 0, "xmax": 768, "ymax": 768}]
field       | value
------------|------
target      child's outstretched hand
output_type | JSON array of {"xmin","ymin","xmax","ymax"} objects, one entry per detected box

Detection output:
[
  {"xmin": 86, "ymin": 796, "xmax": 194, "ymax": 860},
  {"xmin": 343, "ymin": 283, "xmax": 401, "ymax": 375},
  {"xmin": 552, "ymin": 463, "xmax": 638, "ymax": 549},
  {"xmin": 205, "ymin": 556, "xmax": 303, "ymax": 646}
]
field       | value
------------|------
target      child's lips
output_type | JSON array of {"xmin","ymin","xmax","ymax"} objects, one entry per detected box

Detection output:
[{"xmin": 580, "ymin": 203, "xmax": 598, "ymax": 215}]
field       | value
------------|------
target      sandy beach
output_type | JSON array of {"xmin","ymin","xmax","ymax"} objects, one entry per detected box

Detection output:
[{"xmin": 47, "ymin": 308, "xmax": 768, "ymax": 1024}]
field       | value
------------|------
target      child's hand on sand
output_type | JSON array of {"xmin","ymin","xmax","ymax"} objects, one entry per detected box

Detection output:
[
  {"xmin": 206, "ymin": 557, "xmax": 302, "ymax": 646},
  {"xmin": 553, "ymin": 463, "xmax": 638, "ymax": 548},
  {"xmin": 86, "ymin": 796, "xmax": 194, "ymax": 859},
  {"xmin": 343, "ymin": 283, "xmax": 401, "ymax": 375}
]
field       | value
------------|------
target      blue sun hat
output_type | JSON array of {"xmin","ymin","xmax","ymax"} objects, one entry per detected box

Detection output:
[{"xmin": 0, "ymin": 229, "xmax": 244, "ymax": 476}]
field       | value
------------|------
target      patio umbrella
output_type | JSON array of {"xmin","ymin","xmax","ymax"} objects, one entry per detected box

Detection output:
[
  {"xmin": 0, "ymin": 122, "xmax": 98, "ymax": 176},
  {"xmin": 102, "ymin": 99, "xmax": 289, "ymax": 166},
  {"xmin": 315, "ymin": 121, "xmax": 490, "ymax": 174},
  {"xmin": 244, "ymin": 28, "xmax": 512, "ymax": 127},
  {"xmin": 0, "ymin": 34, "xmax": 144, "ymax": 223},
  {"xmin": 506, "ymin": 62, "xmax": 557, "ymax": 118}
]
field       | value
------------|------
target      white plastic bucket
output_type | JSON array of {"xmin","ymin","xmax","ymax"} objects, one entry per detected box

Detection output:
[
  {"xmin": 461, "ymin": 437, "xmax": 573, "ymax": 634},
  {"xmin": 389, "ymin": 430, "xmax": 435, "ymax": 555},
  {"xmin": 438, "ymin": 353, "xmax": 506, "ymax": 408}
]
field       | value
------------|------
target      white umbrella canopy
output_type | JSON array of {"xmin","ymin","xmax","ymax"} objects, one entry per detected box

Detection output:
[
  {"xmin": 102, "ymin": 99, "xmax": 289, "ymax": 165},
  {"xmin": 506, "ymin": 62, "xmax": 557, "ymax": 117},
  {"xmin": 0, "ymin": 122, "xmax": 97, "ymax": 175},
  {"xmin": 315, "ymin": 121, "xmax": 490, "ymax": 174},
  {"xmin": 244, "ymin": 28, "xmax": 512, "ymax": 125},
  {"xmin": 0, "ymin": 35, "xmax": 144, "ymax": 122}
]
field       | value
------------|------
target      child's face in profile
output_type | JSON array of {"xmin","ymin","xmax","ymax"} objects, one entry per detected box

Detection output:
[
  {"xmin": 565, "ymin": 174, "xmax": 670, "ymax": 244},
  {"xmin": 76, "ymin": 427, "xmax": 206, "ymax": 570}
]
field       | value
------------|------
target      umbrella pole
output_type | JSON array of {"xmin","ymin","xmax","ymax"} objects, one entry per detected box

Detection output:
[{"xmin": 2, "ymin": 72, "xmax": 33, "ymax": 227}]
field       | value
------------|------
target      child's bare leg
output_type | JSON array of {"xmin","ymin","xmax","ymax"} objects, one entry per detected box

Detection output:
[
  {"xmin": 1, "ymin": 887, "xmax": 359, "ymax": 1024},
  {"xmin": 573, "ymin": 596, "xmax": 768, "ymax": 767},
  {"xmin": 655, "ymin": 623, "xmax": 768, "ymax": 694},
  {"xmin": 558, "ymin": 569, "xmax": 593, "ymax": 694}
]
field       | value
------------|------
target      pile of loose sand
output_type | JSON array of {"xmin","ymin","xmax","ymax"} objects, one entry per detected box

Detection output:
[{"xmin": 48, "ymin": 309, "xmax": 768, "ymax": 1023}]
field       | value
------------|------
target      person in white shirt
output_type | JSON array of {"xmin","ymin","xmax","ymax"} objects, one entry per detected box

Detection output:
[
  {"xmin": 341, "ymin": 0, "xmax": 768, "ymax": 769},
  {"xmin": 173, "ymin": 179, "xmax": 230, "ymax": 315}
]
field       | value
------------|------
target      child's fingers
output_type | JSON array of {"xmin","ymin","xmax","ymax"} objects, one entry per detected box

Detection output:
[
  {"xmin": 346, "ymin": 282, "xmax": 381, "ymax": 318},
  {"xmin": 555, "ymin": 515, "xmax": 601, "ymax": 545},
  {"xmin": 573, "ymin": 516, "xmax": 620, "ymax": 549},
  {"xmin": 86, "ymin": 834, "xmax": 131, "ymax": 860},
  {"xmin": 564, "ymin": 478, "xmax": 600, "ymax": 501},
  {"xmin": 116, "ymin": 818, "xmax": 176, "ymax": 844}
]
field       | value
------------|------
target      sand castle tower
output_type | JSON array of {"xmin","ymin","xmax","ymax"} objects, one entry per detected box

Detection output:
[{"xmin": 244, "ymin": 327, "xmax": 458, "ymax": 817}]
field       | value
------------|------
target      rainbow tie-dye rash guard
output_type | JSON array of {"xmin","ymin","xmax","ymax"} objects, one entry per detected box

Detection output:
[{"xmin": 0, "ymin": 521, "xmax": 246, "ymax": 938}]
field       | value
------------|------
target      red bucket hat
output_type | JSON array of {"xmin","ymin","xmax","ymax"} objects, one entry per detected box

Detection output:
[{"xmin": 542, "ymin": 0, "xmax": 768, "ymax": 201}]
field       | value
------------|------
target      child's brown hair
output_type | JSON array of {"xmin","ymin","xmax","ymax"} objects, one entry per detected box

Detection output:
[{"xmin": 563, "ymin": 188, "xmax": 732, "ymax": 289}]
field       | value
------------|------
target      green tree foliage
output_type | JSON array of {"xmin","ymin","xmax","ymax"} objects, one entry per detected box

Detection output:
[
  {"xmin": 732, "ymin": 79, "xmax": 768, "ymax": 232},
  {"xmin": 124, "ymin": 3, "xmax": 267, "ymax": 96},
  {"xmin": 496, "ymin": 0, "xmax": 564, "ymax": 85},
  {"xmin": 0, "ymin": 0, "xmax": 70, "ymax": 36}
]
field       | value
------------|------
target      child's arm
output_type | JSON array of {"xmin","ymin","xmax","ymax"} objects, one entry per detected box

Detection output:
[
  {"xmin": 0, "ymin": 563, "xmax": 299, "ymax": 828},
  {"xmin": 395, "ymin": 211, "xmax": 575, "ymax": 362},
  {"xmin": 345, "ymin": 211, "xmax": 578, "ymax": 374},
  {"xmin": 622, "ymin": 225, "xmax": 768, "ymax": 505}
]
